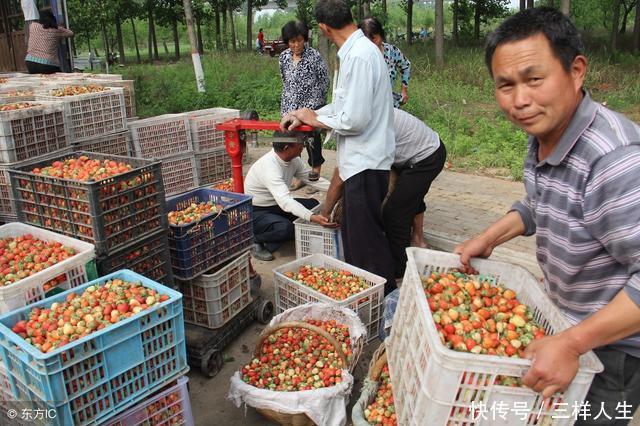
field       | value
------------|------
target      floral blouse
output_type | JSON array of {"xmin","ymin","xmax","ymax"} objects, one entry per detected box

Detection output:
[
  {"xmin": 383, "ymin": 42, "xmax": 411, "ymax": 108},
  {"xmin": 279, "ymin": 46, "xmax": 329, "ymax": 116}
]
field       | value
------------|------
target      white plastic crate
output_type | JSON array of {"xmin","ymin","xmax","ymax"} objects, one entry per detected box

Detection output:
[
  {"xmin": 0, "ymin": 101, "xmax": 69, "ymax": 163},
  {"xmin": 386, "ymin": 247, "xmax": 604, "ymax": 426},
  {"xmin": 105, "ymin": 376, "xmax": 194, "ymax": 426},
  {"xmin": 178, "ymin": 252, "xmax": 252, "ymax": 329},
  {"xmin": 72, "ymin": 130, "xmax": 130, "ymax": 156},
  {"xmin": 87, "ymin": 78, "xmax": 136, "ymax": 118},
  {"xmin": 187, "ymin": 107, "xmax": 239, "ymax": 152},
  {"xmin": 273, "ymin": 254, "xmax": 385, "ymax": 342},
  {"xmin": 0, "ymin": 85, "xmax": 35, "ymax": 103},
  {"xmin": 128, "ymin": 113, "xmax": 193, "ymax": 159},
  {"xmin": 161, "ymin": 153, "xmax": 199, "ymax": 197},
  {"xmin": 0, "ymin": 223, "xmax": 96, "ymax": 314},
  {"xmin": 195, "ymin": 148, "xmax": 232, "ymax": 187},
  {"xmin": 294, "ymin": 205, "xmax": 343, "ymax": 260},
  {"xmin": 35, "ymin": 87, "xmax": 127, "ymax": 143}
]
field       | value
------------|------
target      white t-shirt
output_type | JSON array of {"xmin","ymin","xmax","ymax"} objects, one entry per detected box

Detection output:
[
  {"xmin": 244, "ymin": 149, "xmax": 316, "ymax": 221},
  {"xmin": 393, "ymin": 108, "xmax": 440, "ymax": 167},
  {"xmin": 21, "ymin": 0, "xmax": 39, "ymax": 21}
]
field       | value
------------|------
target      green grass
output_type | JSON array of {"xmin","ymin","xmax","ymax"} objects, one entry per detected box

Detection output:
[{"xmin": 112, "ymin": 42, "xmax": 640, "ymax": 181}]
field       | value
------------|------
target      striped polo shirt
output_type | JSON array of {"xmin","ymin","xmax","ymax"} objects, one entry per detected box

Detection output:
[{"xmin": 511, "ymin": 92, "xmax": 640, "ymax": 358}]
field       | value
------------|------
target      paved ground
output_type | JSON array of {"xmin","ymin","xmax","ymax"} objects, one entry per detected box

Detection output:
[{"xmin": 188, "ymin": 143, "xmax": 638, "ymax": 425}]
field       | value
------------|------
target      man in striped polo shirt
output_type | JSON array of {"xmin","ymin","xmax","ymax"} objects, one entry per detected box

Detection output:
[{"xmin": 456, "ymin": 7, "xmax": 640, "ymax": 422}]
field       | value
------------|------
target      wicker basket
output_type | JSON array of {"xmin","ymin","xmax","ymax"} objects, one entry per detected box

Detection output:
[
  {"xmin": 352, "ymin": 343, "xmax": 388, "ymax": 425},
  {"xmin": 253, "ymin": 321, "xmax": 349, "ymax": 426}
]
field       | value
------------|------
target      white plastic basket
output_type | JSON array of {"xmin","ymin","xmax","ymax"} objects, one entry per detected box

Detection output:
[
  {"xmin": 294, "ymin": 205, "xmax": 343, "ymax": 260},
  {"xmin": 178, "ymin": 251, "xmax": 252, "ymax": 329},
  {"xmin": 386, "ymin": 247, "xmax": 604, "ymax": 426},
  {"xmin": 104, "ymin": 376, "xmax": 194, "ymax": 426},
  {"xmin": 128, "ymin": 113, "xmax": 193, "ymax": 159},
  {"xmin": 186, "ymin": 107, "xmax": 239, "ymax": 153},
  {"xmin": 273, "ymin": 254, "xmax": 385, "ymax": 342},
  {"xmin": 0, "ymin": 223, "xmax": 96, "ymax": 314}
]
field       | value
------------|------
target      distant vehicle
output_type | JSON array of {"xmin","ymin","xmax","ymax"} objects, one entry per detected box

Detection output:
[{"xmin": 263, "ymin": 39, "xmax": 288, "ymax": 57}]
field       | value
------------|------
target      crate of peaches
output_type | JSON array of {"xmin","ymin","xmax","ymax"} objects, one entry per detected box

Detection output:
[
  {"xmin": 385, "ymin": 248, "xmax": 604, "ymax": 426},
  {"xmin": 35, "ymin": 85, "xmax": 127, "ymax": 142},
  {"xmin": 9, "ymin": 152, "xmax": 167, "ymax": 256},
  {"xmin": 105, "ymin": 376, "xmax": 194, "ymax": 426},
  {"xmin": 273, "ymin": 254, "xmax": 386, "ymax": 343},
  {"xmin": 166, "ymin": 188, "xmax": 253, "ymax": 280},
  {"xmin": 229, "ymin": 303, "xmax": 367, "ymax": 426},
  {"xmin": 0, "ymin": 269, "xmax": 187, "ymax": 426},
  {"xmin": 0, "ymin": 222, "xmax": 96, "ymax": 314}
]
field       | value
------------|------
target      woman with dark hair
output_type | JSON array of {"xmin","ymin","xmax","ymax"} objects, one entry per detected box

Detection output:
[
  {"xmin": 25, "ymin": 10, "xmax": 73, "ymax": 74},
  {"xmin": 279, "ymin": 20, "xmax": 329, "ymax": 182},
  {"xmin": 359, "ymin": 17, "xmax": 411, "ymax": 108}
]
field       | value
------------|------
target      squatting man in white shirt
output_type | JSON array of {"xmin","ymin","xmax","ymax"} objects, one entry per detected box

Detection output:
[{"xmin": 244, "ymin": 132, "xmax": 334, "ymax": 261}]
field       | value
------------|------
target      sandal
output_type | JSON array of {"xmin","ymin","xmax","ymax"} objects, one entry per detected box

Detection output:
[{"xmin": 308, "ymin": 171, "xmax": 320, "ymax": 182}]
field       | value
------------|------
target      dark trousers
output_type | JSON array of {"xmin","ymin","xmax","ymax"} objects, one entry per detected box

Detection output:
[
  {"xmin": 305, "ymin": 131, "xmax": 325, "ymax": 169},
  {"xmin": 575, "ymin": 347, "xmax": 640, "ymax": 425},
  {"xmin": 253, "ymin": 198, "xmax": 319, "ymax": 253},
  {"xmin": 26, "ymin": 61, "xmax": 60, "ymax": 74},
  {"xmin": 383, "ymin": 142, "xmax": 447, "ymax": 278},
  {"xmin": 342, "ymin": 169, "xmax": 396, "ymax": 294}
]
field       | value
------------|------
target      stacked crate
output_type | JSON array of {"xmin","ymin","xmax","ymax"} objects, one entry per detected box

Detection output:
[
  {"xmin": 166, "ymin": 188, "xmax": 254, "ymax": 329},
  {"xmin": 34, "ymin": 84, "xmax": 127, "ymax": 144},
  {"xmin": 8, "ymin": 151, "xmax": 174, "ymax": 288},
  {"xmin": 187, "ymin": 108, "xmax": 237, "ymax": 187},
  {"xmin": 0, "ymin": 101, "xmax": 70, "ymax": 222},
  {"xmin": 128, "ymin": 114, "xmax": 197, "ymax": 197}
]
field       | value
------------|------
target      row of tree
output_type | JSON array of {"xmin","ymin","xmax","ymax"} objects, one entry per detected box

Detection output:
[{"xmin": 66, "ymin": 0, "xmax": 640, "ymax": 66}]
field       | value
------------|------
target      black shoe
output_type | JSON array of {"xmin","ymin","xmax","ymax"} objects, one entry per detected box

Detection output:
[{"xmin": 251, "ymin": 243, "xmax": 274, "ymax": 261}]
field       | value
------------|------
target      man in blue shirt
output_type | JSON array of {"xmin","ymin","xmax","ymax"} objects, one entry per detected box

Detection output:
[{"xmin": 281, "ymin": 0, "xmax": 397, "ymax": 293}]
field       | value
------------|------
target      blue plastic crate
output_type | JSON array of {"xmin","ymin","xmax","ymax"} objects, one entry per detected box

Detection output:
[
  {"xmin": 167, "ymin": 188, "xmax": 253, "ymax": 280},
  {"xmin": 0, "ymin": 269, "xmax": 187, "ymax": 426}
]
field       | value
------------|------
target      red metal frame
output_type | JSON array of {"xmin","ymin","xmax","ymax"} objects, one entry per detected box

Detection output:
[{"xmin": 215, "ymin": 119, "xmax": 313, "ymax": 193}]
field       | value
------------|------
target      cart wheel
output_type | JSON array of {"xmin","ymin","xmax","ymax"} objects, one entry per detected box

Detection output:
[
  {"xmin": 201, "ymin": 349, "xmax": 224, "ymax": 378},
  {"xmin": 240, "ymin": 110, "xmax": 259, "ymax": 121},
  {"xmin": 256, "ymin": 300, "xmax": 274, "ymax": 324}
]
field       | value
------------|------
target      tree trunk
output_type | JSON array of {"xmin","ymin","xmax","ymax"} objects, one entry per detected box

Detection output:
[
  {"xmin": 222, "ymin": 3, "xmax": 228, "ymax": 51},
  {"xmin": 526, "ymin": 0, "xmax": 534, "ymax": 8},
  {"xmin": 215, "ymin": 3, "xmax": 222, "ymax": 50},
  {"xmin": 560, "ymin": 0, "xmax": 570, "ymax": 15},
  {"xmin": 453, "ymin": 0, "xmax": 459, "ymax": 45},
  {"xmin": 182, "ymin": 0, "xmax": 206, "ymax": 92},
  {"xmin": 407, "ymin": 0, "xmax": 413, "ymax": 45},
  {"xmin": 611, "ymin": 0, "xmax": 621, "ymax": 52},
  {"xmin": 634, "ymin": 0, "xmax": 640, "ymax": 53},
  {"xmin": 172, "ymin": 15, "xmax": 180, "ymax": 60},
  {"xmin": 196, "ymin": 17, "xmax": 204, "ymax": 53},
  {"xmin": 620, "ymin": 1, "xmax": 634, "ymax": 34},
  {"xmin": 519, "ymin": 0, "xmax": 525, "ymax": 11},
  {"xmin": 363, "ymin": 1, "xmax": 371, "ymax": 18},
  {"xmin": 435, "ymin": 0, "xmax": 444, "ymax": 68},
  {"xmin": 130, "ymin": 18, "xmax": 141, "ymax": 63},
  {"xmin": 115, "ymin": 18, "xmax": 126, "ymax": 64},
  {"xmin": 101, "ymin": 22, "xmax": 110, "ymax": 56},
  {"xmin": 473, "ymin": 1, "xmax": 481, "ymax": 41},
  {"xmin": 152, "ymin": 17, "xmax": 160, "ymax": 60},
  {"xmin": 163, "ymin": 40, "xmax": 169, "ymax": 55},
  {"xmin": 246, "ymin": 0, "xmax": 253, "ymax": 51},
  {"xmin": 382, "ymin": 0, "xmax": 387, "ymax": 20},
  {"xmin": 229, "ymin": 6, "xmax": 237, "ymax": 51},
  {"xmin": 148, "ymin": 10, "xmax": 153, "ymax": 60}
]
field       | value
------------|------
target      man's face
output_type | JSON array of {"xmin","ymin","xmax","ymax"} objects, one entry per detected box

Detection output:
[
  {"xmin": 491, "ymin": 33, "xmax": 586, "ymax": 147},
  {"xmin": 286, "ymin": 143, "xmax": 305, "ymax": 160}
]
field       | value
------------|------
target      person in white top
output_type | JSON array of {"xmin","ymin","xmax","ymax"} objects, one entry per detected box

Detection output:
[
  {"xmin": 21, "ymin": 0, "xmax": 39, "ymax": 46},
  {"xmin": 281, "ymin": 0, "xmax": 397, "ymax": 294},
  {"xmin": 245, "ymin": 132, "xmax": 333, "ymax": 261}
]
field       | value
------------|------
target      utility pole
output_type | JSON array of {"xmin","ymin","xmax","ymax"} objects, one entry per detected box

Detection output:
[{"xmin": 183, "ymin": 0, "xmax": 206, "ymax": 92}]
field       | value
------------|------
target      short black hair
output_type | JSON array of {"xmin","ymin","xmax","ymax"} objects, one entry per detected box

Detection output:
[
  {"xmin": 359, "ymin": 17, "xmax": 385, "ymax": 41},
  {"xmin": 272, "ymin": 131, "xmax": 305, "ymax": 152},
  {"xmin": 39, "ymin": 10, "xmax": 57, "ymax": 29},
  {"xmin": 485, "ymin": 7, "xmax": 584, "ymax": 77},
  {"xmin": 281, "ymin": 21, "xmax": 309, "ymax": 44},
  {"xmin": 314, "ymin": 0, "xmax": 353, "ymax": 30}
]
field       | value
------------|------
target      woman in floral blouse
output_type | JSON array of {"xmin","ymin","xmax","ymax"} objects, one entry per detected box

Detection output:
[
  {"xmin": 360, "ymin": 17, "xmax": 412, "ymax": 108},
  {"xmin": 279, "ymin": 21, "xmax": 329, "ymax": 181}
]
